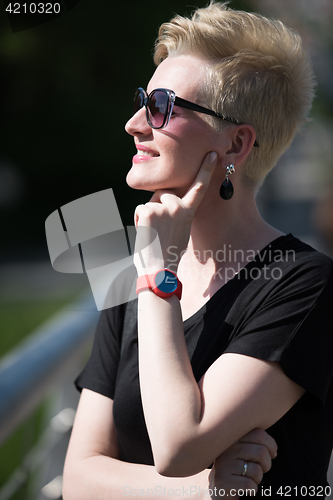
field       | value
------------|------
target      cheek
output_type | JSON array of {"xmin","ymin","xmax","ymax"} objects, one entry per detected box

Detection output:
[
  {"xmin": 174, "ymin": 131, "xmax": 214, "ymax": 172},
  {"xmin": 165, "ymin": 122, "xmax": 214, "ymax": 160}
]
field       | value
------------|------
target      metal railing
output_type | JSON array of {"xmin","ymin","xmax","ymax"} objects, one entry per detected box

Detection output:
[
  {"xmin": 1, "ymin": 290, "xmax": 333, "ymax": 499},
  {"xmin": 0, "ymin": 291, "xmax": 99, "ymax": 499}
]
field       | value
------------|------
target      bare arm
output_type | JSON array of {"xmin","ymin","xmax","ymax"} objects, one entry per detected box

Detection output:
[
  {"xmin": 63, "ymin": 389, "xmax": 277, "ymax": 500},
  {"xmin": 62, "ymin": 389, "xmax": 210, "ymax": 500},
  {"xmin": 137, "ymin": 293, "xmax": 304, "ymax": 477},
  {"xmin": 134, "ymin": 153, "xmax": 305, "ymax": 477}
]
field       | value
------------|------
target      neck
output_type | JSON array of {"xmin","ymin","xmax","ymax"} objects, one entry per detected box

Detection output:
[
  {"xmin": 176, "ymin": 184, "xmax": 284, "ymax": 319},
  {"xmin": 181, "ymin": 187, "xmax": 283, "ymax": 272}
]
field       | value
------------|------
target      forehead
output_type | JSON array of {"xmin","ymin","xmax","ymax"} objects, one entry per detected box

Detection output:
[{"xmin": 147, "ymin": 54, "xmax": 209, "ymax": 99}]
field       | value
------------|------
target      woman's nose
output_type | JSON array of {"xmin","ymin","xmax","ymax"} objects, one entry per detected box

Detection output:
[{"xmin": 125, "ymin": 107, "xmax": 152, "ymax": 136}]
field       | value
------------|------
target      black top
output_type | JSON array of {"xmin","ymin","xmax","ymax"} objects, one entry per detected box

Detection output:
[{"xmin": 75, "ymin": 234, "xmax": 333, "ymax": 498}]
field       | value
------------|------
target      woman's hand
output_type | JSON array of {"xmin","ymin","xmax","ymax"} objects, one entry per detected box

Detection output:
[
  {"xmin": 134, "ymin": 151, "xmax": 218, "ymax": 275},
  {"xmin": 209, "ymin": 429, "xmax": 277, "ymax": 498}
]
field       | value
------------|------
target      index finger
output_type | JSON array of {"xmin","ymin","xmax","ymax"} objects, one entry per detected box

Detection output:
[{"xmin": 181, "ymin": 151, "xmax": 218, "ymax": 212}]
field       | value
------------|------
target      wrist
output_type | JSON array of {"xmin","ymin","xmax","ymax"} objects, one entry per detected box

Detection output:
[
  {"xmin": 135, "ymin": 259, "xmax": 179, "ymax": 278},
  {"xmin": 134, "ymin": 253, "xmax": 166, "ymax": 278},
  {"xmin": 136, "ymin": 264, "xmax": 166, "ymax": 278},
  {"xmin": 136, "ymin": 268, "xmax": 182, "ymax": 300}
]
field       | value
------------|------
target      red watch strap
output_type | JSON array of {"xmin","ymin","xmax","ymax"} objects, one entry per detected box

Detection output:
[
  {"xmin": 136, "ymin": 274, "xmax": 154, "ymax": 294},
  {"xmin": 136, "ymin": 270, "xmax": 182, "ymax": 300}
]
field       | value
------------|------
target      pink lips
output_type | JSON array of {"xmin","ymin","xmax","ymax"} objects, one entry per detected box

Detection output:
[{"xmin": 133, "ymin": 145, "xmax": 159, "ymax": 163}]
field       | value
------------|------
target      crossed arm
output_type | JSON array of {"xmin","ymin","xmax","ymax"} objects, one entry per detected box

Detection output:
[
  {"xmin": 134, "ymin": 152, "xmax": 305, "ymax": 477},
  {"xmin": 63, "ymin": 389, "xmax": 277, "ymax": 500},
  {"xmin": 64, "ymin": 153, "xmax": 304, "ymax": 498},
  {"xmin": 137, "ymin": 292, "xmax": 304, "ymax": 478}
]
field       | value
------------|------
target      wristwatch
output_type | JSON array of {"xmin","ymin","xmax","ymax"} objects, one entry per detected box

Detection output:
[{"xmin": 136, "ymin": 268, "xmax": 182, "ymax": 300}]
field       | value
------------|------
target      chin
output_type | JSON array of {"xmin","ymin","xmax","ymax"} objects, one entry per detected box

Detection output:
[
  {"xmin": 126, "ymin": 171, "xmax": 158, "ymax": 192},
  {"xmin": 126, "ymin": 168, "xmax": 190, "ymax": 197},
  {"xmin": 126, "ymin": 170, "xmax": 165, "ymax": 192}
]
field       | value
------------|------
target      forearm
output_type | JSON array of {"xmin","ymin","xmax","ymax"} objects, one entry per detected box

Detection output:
[
  {"xmin": 63, "ymin": 453, "xmax": 209, "ymax": 500},
  {"xmin": 138, "ymin": 290, "xmax": 204, "ymax": 474}
]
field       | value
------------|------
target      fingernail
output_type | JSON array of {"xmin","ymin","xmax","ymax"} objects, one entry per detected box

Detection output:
[{"xmin": 209, "ymin": 151, "xmax": 217, "ymax": 163}]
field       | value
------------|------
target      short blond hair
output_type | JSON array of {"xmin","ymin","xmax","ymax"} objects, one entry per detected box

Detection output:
[{"xmin": 154, "ymin": 2, "xmax": 316, "ymax": 185}]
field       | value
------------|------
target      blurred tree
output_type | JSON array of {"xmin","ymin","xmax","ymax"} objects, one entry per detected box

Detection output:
[{"xmin": 2, "ymin": 0, "xmax": 329, "ymax": 262}]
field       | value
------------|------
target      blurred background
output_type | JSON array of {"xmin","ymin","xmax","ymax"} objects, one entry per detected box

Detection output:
[{"xmin": 0, "ymin": 0, "xmax": 332, "ymax": 498}]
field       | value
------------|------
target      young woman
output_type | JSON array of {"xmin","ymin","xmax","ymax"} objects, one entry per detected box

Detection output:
[{"xmin": 63, "ymin": 3, "xmax": 333, "ymax": 498}]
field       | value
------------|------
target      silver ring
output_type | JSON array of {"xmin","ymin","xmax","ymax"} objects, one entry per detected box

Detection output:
[{"xmin": 241, "ymin": 461, "xmax": 248, "ymax": 477}]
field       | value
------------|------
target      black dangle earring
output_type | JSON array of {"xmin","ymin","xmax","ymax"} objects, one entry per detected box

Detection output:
[{"xmin": 219, "ymin": 164, "xmax": 235, "ymax": 200}]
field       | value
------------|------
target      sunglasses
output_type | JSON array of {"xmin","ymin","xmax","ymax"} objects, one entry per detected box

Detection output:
[{"xmin": 132, "ymin": 87, "xmax": 259, "ymax": 147}]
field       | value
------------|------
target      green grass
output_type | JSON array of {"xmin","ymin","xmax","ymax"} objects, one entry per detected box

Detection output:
[
  {"xmin": 0, "ymin": 296, "xmax": 80, "ymax": 358},
  {"xmin": 0, "ymin": 403, "xmax": 46, "ymax": 492},
  {"xmin": 0, "ymin": 294, "xmax": 81, "ymax": 493}
]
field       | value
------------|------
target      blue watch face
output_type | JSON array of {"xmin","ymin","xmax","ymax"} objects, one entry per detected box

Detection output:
[{"xmin": 155, "ymin": 270, "xmax": 178, "ymax": 294}]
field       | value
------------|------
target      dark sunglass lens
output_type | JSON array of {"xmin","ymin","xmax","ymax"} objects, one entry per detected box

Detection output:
[
  {"xmin": 133, "ymin": 89, "xmax": 144, "ymax": 116},
  {"xmin": 148, "ymin": 90, "xmax": 168, "ymax": 128}
]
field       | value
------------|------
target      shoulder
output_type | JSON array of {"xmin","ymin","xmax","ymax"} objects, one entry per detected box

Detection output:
[
  {"xmin": 275, "ymin": 234, "xmax": 333, "ymax": 289},
  {"xmin": 248, "ymin": 233, "xmax": 333, "ymax": 291},
  {"xmin": 227, "ymin": 235, "xmax": 333, "ymax": 337}
]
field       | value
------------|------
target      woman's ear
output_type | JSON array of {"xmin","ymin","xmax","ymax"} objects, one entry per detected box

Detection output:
[{"xmin": 225, "ymin": 124, "xmax": 257, "ymax": 165}]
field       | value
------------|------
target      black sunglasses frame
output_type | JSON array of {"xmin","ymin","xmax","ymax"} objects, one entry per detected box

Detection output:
[{"xmin": 133, "ymin": 87, "xmax": 259, "ymax": 147}]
